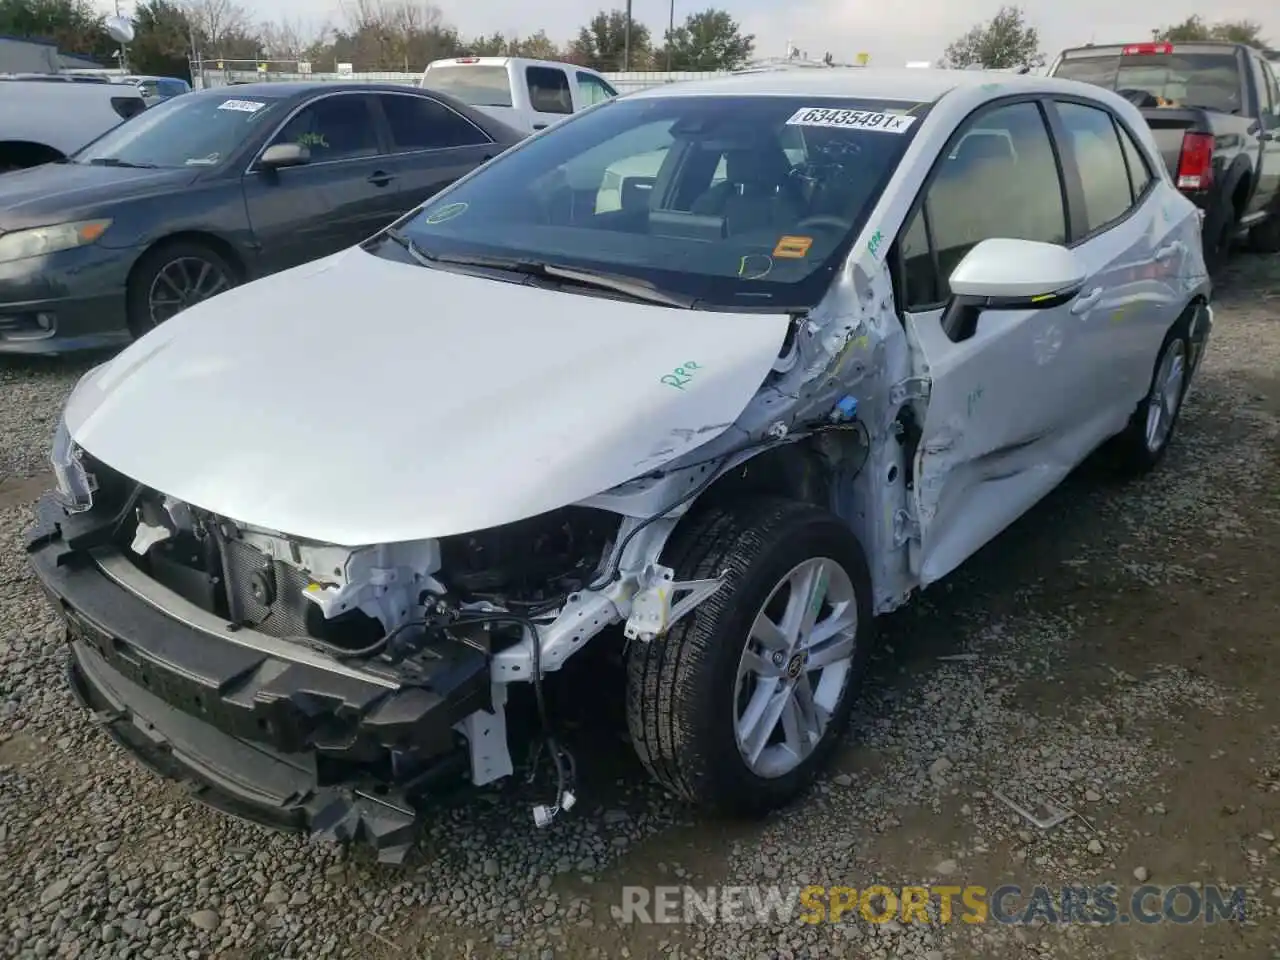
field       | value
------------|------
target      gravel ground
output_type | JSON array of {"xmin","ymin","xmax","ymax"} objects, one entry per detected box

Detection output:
[{"xmin": 2, "ymin": 252, "xmax": 1279, "ymax": 960}]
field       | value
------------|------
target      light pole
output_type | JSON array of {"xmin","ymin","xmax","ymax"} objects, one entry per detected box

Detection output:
[
  {"xmin": 114, "ymin": 0, "xmax": 127, "ymax": 73},
  {"xmin": 666, "ymin": 0, "xmax": 674, "ymax": 71},
  {"xmin": 623, "ymin": 0, "xmax": 632, "ymax": 70}
]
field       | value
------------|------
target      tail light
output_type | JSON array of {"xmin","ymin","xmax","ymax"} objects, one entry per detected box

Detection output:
[
  {"xmin": 455, "ymin": 57, "xmax": 480, "ymax": 63},
  {"xmin": 1175, "ymin": 132, "xmax": 1214, "ymax": 190},
  {"xmin": 1122, "ymin": 42, "xmax": 1173, "ymax": 55},
  {"xmin": 110, "ymin": 96, "xmax": 146, "ymax": 119}
]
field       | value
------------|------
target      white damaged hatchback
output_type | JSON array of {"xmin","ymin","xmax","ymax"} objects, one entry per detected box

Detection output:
[{"xmin": 28, "ymin": 68, "xmax": 1212, "ymax": 862}]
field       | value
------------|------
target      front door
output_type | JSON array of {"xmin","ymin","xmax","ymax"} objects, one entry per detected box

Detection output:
[
  {"xmin": 894, "ymin": 100, "xmax": 1091, "ymax": 585},
  {"xmin": 242, "ymin": 92, "xmax": 394, "ymax": 274},
  {"xmin": 371, "ymin": 91, "xmax": 498, "ymax": 216},
  {"xmin": 1252, "ymin": 58, "xmax": 1280, "ymax": 217}
]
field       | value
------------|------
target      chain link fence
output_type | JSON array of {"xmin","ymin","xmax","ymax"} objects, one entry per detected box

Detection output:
[{"xmin": 189, "ymin": 59, "xmax": 728, "ymax": 93}]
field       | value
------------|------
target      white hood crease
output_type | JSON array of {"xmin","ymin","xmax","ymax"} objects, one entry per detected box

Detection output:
[{"xmin": 66, "ymin": 247, "xmax": 792, "ymax": 546}]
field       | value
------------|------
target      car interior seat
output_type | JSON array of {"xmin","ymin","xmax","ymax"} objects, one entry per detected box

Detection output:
[{"xmin": 690, "ymin": 144, "xmax": 804, "ymax": 234}]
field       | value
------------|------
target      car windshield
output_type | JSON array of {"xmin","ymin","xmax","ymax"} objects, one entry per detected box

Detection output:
[
  {"xmin": 74, "ymin": 92, "xmax": 284, "ymax": 168},
  {"xmin": 1054, "ymin": 52, "xmax": 1243, "ymax": 114},
  {"xmin": 389, "ymin": 94, "xmax": 927, "ymax": 309},
  {"xmin": 423, "ymin": 64, "xmax": 513, "ymax": 106}
]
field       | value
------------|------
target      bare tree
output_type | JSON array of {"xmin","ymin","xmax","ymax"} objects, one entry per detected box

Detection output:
[
  {"xmin": 183, "ymin": 0, "xmax": 251, "ymax": 48},
  {"xmin": 337, "ymin": 0, "xmax": 456, "ymax": 70},
  {"xmin": 258, "ymin": 16, "xmax": 331, "ymax": 60}
]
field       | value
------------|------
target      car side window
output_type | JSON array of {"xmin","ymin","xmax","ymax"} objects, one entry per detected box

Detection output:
[
  {"xmin": 1115, "ymin": 121, "xmax": 1154, "ymax": 200},
  {"xmin": 576, "ymin": 72, "xmax": 615, "ymax": 107},
  {"xmin": 1266, "ymin": 61, "xmax": 1280, "ymax": 117},
  {"xmin": 378, "ymin": 94, "xmax": 490, "ymax": 151},
  {"xmin": 527, "ymin": 66, "xmax": 573, "ymax": 114},
  {"xmin": 899, "ymin": 101, "xmax": 1067, "ymax": 309},
  {"xmin": 1250, "ymin": 57, "xmax": 1274, "ymax": 120},
  {"xmin": 1054, "ymin": 101, "xmax": 1135, "ymax": 234},
  {"xmin": 270, "ymin": 95, "xmax": 381, "ymax": 162}
]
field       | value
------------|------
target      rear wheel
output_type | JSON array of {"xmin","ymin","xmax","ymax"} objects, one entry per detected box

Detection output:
[
  {"xmin": 1248, "ymin": 213, "xmax": 1280, "ymax": 254},
  {"xmin": 1106, "ymin": 319, "xmax": 1191, "ymax": 476},
  {"xmin": 1202, "ymin": 197, "xmax": 1237, "ymax": 275},
  {"xmin": 626, "ymin": 498, "xmax": 874, "ymax": 815},
  {"xmin": 126, "ymin": 240, "xmax": 237, "ymax": 338}
]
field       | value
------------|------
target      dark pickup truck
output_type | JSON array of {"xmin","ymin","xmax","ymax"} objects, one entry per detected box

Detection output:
[{"xmin": 1048, "ymin": 41, "xmax": 1280, "ymax": 271}]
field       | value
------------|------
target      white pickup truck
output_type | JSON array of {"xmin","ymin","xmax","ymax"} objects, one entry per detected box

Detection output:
[
  {"xmin": 0, "ymin": 77, "xmax": 147, "ymax": 171},
  {"xmin": 419, "ymin": 56, "xmax": 619, "ymax": 135}
]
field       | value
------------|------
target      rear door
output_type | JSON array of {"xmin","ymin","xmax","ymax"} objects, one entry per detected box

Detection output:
[
  {"xmin": 896, "ymin": 100, "xmax": 1101, "ymax": 585},
  {"xmin": 575, "ymin": 71, "xmax": 618, "ymax": 109},
  {"xmin": 241, "ymin": 92, "xmax": 393, "ymax": 273},
  {"xmin": 371, "ymin": 91, "xmax": 499, "ymax": 216},
  {"xmin": 1049, "ymin": 98, "xmax": 1177, "ymax": 415},
  {"xmin": 525, "ymin": 65, "xmax": 575, "ymax": 132}
]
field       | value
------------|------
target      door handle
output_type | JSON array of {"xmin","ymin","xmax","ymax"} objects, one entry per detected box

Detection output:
[
  {"xmin": 1154, "ymin": 240, "xmax": 1183, "ymax": 261},
  {"xmin": 367, "ymin": 171, "xmax": 395, "ymax": 187},
  {"xmin": 532, "ymin": 123, "xmax": 548, "ymax": 130},
  {"xmin": 1069, "ymin": 286, "xmax": 1103, "ymax": 315}
]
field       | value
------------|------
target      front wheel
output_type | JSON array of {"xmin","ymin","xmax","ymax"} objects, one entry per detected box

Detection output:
[
  {"xmin": 626, "ymin": 498, "xmax": 874, "ymax": 815},
  {"xmin": 126, "ymin": 240, "xmax": 237, "ymax": 339}
]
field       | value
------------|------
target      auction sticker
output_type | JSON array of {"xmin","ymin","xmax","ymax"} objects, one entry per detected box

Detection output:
[
  {"xmin": 785, "ymin": 107, "xmax": 916, "ymax": 133},
  {"xmin": 218, "ymin": 99, "xmax": 266, "ymax": 113}
]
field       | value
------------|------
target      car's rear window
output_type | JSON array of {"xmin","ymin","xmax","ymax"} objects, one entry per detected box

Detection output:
[
  {"xmin": 1053, "ymin": 52, "xmax": 1243, "ymax": 114},
  {"xmin": 391, "ymin": 94, "xmax": 928, "ymax": 310},
  {"xmin": 422, "ymin": 65, "xmax": 513, "ymax": 107}
]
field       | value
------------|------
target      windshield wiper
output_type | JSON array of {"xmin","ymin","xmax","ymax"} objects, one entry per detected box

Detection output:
[
  {"xmin": 385, "ymin": 235, "xmax": 694, "ymax": 308},
  {"xmin": 87, "ymin": 157, "xmax": 158, "ymax": 169}
]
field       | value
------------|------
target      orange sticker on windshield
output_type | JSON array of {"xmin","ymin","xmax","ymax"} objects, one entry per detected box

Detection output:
[{"xmin": 773, "ymin": 235, "xmax": 813, "ymax": 258}]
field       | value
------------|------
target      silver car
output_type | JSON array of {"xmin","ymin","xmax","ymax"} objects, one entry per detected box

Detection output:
[{"xmin": 29, "ymin": 67, "xmax": 1211, "ymax": 863}]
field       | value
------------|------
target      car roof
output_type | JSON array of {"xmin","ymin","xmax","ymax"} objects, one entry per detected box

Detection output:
[
  {"xmin": 624, "ymin": 66, "xmax": 1086, "ymax": 103},
  {"xmin": 191, "ymin": 81, "xmax": 417, "ymax": 98}
]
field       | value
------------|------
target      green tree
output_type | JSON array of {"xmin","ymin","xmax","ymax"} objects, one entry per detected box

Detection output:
[
  {"xmin": 513, "ymin": 30, "xmax": 562, "ymax": 60},
  {"xmin": 569, "ymin": 9, "xmax": 650, "ymax": 71},
  {"xmin": 0, "ymin": 0, "xmax": 116, "ymax": 62},
  {"xmin": 941, "ymin": 5, "xmax": 1043, "ymax": 70},
  {"xmin": 1152, "ymin": 16, "xmax": 1268, "ymax": 47},
  {"xmin": 130, "ymin": 0, "xmax": 194, "ymax": 80},
  {"xmin": 658, "ymin": 8, "xmax": 753, "ymax": 71}
]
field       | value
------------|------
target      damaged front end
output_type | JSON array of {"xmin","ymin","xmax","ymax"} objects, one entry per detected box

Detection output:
[{"xmin": 27, "ymin": 429, "xmax": 723, "ymax": 862}]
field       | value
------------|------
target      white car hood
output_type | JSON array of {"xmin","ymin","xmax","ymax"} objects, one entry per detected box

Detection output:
[{"xmin": 66, "ymin": 247, "xmax": 791, "ymax": 546}]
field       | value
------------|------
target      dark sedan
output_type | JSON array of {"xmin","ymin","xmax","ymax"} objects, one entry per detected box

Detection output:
[{"xmin": 0, "ymin": 81, "xmax": 522, "ymax": 355}]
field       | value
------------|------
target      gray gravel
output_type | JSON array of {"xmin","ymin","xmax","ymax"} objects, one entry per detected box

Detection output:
[{"xmin": 1, "ymin": 253, "xmax": 1278, "ymax": 960}]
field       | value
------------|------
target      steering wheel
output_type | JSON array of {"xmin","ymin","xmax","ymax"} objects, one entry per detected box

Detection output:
[{"xmin": 795, "ymin": 215, "xmax": 854, "ymax": 233}]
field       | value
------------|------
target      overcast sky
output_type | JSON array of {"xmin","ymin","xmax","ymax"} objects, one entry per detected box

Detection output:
[{"xmin": 102, "ymin": 0, "xmax": 1280, "ymax": 65}]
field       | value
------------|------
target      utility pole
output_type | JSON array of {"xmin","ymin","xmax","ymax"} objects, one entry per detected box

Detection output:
[
  {"xmin": 666, "ymin": 0, "xmax": 674, "ymax": 71},
  {"xmin": 114, "ymin": 0, "xmax": 127, "ymax": 73},
  {"xmin": 188, "ymin": 19, "xmax": 201, "ymax": 88},
  {"xmin": 623, "ymin": 0, "xmax": 632, "ymax": 70}
]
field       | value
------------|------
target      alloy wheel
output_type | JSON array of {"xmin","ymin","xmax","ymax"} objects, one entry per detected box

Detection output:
[
  {"xmin": 147, "ymin": 256, "xmax": 232, "ymax": 328},
  {"xmin": 1144, "ymin": 338, "xmax": 1187, "ymax": 454},
  {"xmin": 732, "ymin": 556, "xmax": 859, "ymax": 779}
]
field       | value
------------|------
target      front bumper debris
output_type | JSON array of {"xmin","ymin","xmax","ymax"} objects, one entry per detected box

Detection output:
[{"xmin": 25, "ymin": 494, "xmax": 488, "ymax": 863}]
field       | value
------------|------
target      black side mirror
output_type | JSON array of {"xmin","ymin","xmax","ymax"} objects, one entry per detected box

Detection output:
[{"xmin": 259, "ymin": 143, "xmax": 310, "ymax": 171}]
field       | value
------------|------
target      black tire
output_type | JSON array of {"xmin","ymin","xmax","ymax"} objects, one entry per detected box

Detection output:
[
  {"xmin": 1248, "ymin": 214, "xmax": 1280, "ymax": 254},
  {"xmin": 126, "ymin": 240, "xmax": 238, "ymax": 339},
  {"xmin": 1105, "ymin": 316, "xmax": 1193, "ymax": 477},
  {"xmin": 626, "ymin": 497, "xmax": 875, "ymax": 816},
  {"xmin": 1201, "ymin": 198, "xmax": 1237, "ymax": 275}
]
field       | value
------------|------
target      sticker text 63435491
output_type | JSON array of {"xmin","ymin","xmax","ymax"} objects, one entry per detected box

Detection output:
[
  {"xmin": 785, "ymin": 107, "xmax": 916, "ymax": 134},
  {"xmin": 217, "ymin": 99, "xmax": 266, "ymax": 113}
]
